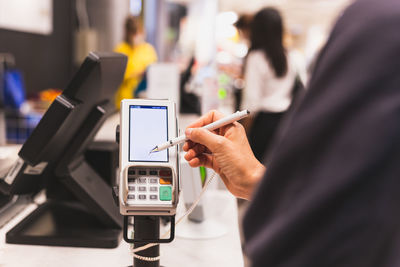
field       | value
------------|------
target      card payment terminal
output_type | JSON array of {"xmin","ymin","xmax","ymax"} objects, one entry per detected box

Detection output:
[{"xmin": 118, "ymin": 99, "xmax": 180, "ymax": 243}]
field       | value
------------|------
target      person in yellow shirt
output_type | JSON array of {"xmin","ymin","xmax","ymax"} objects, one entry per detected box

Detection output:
[{"xmin": 114, "ymin": 16, "xmax": 157, "ymax": 108}]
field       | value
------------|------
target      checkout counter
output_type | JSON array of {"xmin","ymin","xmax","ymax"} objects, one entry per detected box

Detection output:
[{"xmin": 0, "ymin": 113, "xmax": 244, "ymax": 267}]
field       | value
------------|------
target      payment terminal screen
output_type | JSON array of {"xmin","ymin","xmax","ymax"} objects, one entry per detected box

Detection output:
[{"xmin": 129, "ymin": 105, "xmax": 168, "ymax": 162}]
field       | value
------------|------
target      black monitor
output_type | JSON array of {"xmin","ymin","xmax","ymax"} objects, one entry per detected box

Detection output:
[{"xmin": 0, "ymin": 52, "xmax": 127, "ymax": 248}]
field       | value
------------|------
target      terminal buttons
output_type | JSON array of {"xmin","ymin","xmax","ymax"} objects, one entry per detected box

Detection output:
[
  {"xmin": 160, "ymin": 178, "xmax": 172, "ymax": 185},
  {"xmin": 159, "ymin": 186, "xmax": 172, "ymax": 201},
  {"xmin": 159, "ymin": 170, "xmax": 172, "ymax": 177},
  {"xmin": 126, "ymin": 168, "xmax": 173, "ymax": 204},
  {"xmin": 137, "ymin": 178, "xmax": 147, "ymax": 184},
  {"xmin": 150, "ymin": 187, "xmax": 158, "ymax": 192}
]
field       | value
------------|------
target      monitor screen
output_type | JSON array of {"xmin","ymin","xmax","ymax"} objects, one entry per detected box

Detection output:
[
  {"xmin": 129, "ymin": 105, "xmax": 168, "ymax": 162},
  {"xmin": 0, "ymin": 52, "xmax": 127, "ymax": 196}
]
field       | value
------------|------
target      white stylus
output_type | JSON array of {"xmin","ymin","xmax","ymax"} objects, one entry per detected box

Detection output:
[{"xmin": 149, "ymin": 110, "xmax": 250, "ymax": 154}]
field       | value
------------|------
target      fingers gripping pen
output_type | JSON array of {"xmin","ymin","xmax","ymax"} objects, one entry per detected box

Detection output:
[{"xmin": 150, "ymin": 110, "xmax": 250, "ymax": 154}]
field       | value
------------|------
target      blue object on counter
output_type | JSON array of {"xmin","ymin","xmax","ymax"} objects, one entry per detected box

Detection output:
[
  {"xmin": 3, "ymin": 70, "xmax": 26, "ymax": 110},
  {"xmin": 6, "ymin": 111, "xmax": 42, "ymax": 144}
]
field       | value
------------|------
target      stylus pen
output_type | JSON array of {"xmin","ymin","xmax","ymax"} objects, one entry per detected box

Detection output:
[{"xmin": 150, "ymin": 109, "xmax": 250, "ymax": 153}]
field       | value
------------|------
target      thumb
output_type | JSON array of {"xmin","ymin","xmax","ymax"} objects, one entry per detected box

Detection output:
[{"xmin": 186, "ymin": 128, "xmax": 225, "ymax": 153}]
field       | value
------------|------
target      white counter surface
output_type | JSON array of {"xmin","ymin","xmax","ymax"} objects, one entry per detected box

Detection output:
[{"xmin": 0, "ymin": 190, "xmax": 243, "ymax": 267}]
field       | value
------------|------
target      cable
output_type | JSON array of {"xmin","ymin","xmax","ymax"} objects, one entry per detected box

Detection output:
[
  {"xmin": 130, "ymin": 171, "xmax": 217, "ymax": 261},
  {"xmin": 132, "ymin": 253, "xmax": 160, "ymax": 262}
]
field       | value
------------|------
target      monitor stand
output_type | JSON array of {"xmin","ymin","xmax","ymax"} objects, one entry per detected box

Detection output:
[
  {"xmin": 5, "ymin": 104, "xmax": 123, "ymax": 248},
  {"xmin": 6, "ymin": 201, "xmax": 121, "ymax": 248},
  {"xmin": 5, "ymin": 156, "xmax": 123, "ymax": 248},
  {"xmin": 0, "ymin": 194, "xmax": 30, "ymax": 228}
]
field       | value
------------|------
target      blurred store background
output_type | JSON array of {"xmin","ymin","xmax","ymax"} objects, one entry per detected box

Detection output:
[
  {"xmin": 0, "ymin": 1, "xmax": 352, "ymax": 265},
  {"xmin": 0, "ymin": 0, "xmax": 351, "ymax": 145}
]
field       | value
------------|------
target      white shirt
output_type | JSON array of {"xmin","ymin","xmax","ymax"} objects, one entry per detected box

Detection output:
[{"xmin": 241, "ymin": 50, "xmax": 296, "ymax": 113}]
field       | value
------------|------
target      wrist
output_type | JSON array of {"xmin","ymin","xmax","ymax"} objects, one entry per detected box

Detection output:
[
  {"xmin": 238, "ymin": 158, "xmax": 266, "ymax": 200},
  {"xmin": 242, "ymin": 159, "xmax": 265, "ymax": 200}
]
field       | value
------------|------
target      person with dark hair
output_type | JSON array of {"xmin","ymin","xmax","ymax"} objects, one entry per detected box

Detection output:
[
  {"xmin": 114, "ymin": 16, "xmax": 157, "ymax": 108},
  {"xmin": 241, "ymin": 7, "xmax": 297, "ymax": 162},
  {"xmin": 183, "ymin": 0, "xmax": 400, "ymax": 266},
  {"xmin": 234, "ymin": 14, "xmax": 253, "ymax": 44}
]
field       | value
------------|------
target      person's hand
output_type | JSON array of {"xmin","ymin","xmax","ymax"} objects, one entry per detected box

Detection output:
[{"xmin": 183, "ymin": 110, "xmax": 266, "ymax": 200}]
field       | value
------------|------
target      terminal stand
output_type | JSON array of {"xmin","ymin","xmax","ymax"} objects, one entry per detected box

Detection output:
[
  {"xmin": 133, "ymin": 216, "xmax": 160, "ymax": 267},
  {"xmin": 122, "ymin": 215, "xmax": 175, "ymax": 267}
]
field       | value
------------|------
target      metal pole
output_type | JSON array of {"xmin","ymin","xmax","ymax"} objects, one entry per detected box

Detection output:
[{"xmin": 133, "ymin": 216, "xmax": 160, "ymax": 267}]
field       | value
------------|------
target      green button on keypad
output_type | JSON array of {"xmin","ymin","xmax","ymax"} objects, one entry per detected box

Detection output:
[{"xmin": 159, "ymin": 186, "xmax": 172, "ymax": 201}]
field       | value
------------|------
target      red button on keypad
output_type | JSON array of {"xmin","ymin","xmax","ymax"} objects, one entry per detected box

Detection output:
[{"xmin": 159, "ymin": 170, "xmax": 172, "ymax": 177}]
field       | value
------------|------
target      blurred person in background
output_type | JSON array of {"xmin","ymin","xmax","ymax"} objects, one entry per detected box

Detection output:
[
  {"xmin": 231, "ymin": 14, "xmax": 253, "ymax": 111},
  {"xmin": 114, "ymin": 16, "xmax": 157, "ymax": 108},
  {"xmin": 284, "ymin": 29, "xmax": 308, "ymax": 86},
  {"xmin": 241, "ymin": 7, "xmax": 297, "ymax": 162},
  {"xmin": 235, "ymin": 14, "xmax": 253, "ymax": 46},
  {"xmin": 184, "ymin": 0, "xmax": 400, "ymax": 266}
]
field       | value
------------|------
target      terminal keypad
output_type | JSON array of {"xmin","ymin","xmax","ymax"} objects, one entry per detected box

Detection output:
[{"xmin": 127, "ymin": 167, "xmax": 173, "ymax": 204}]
